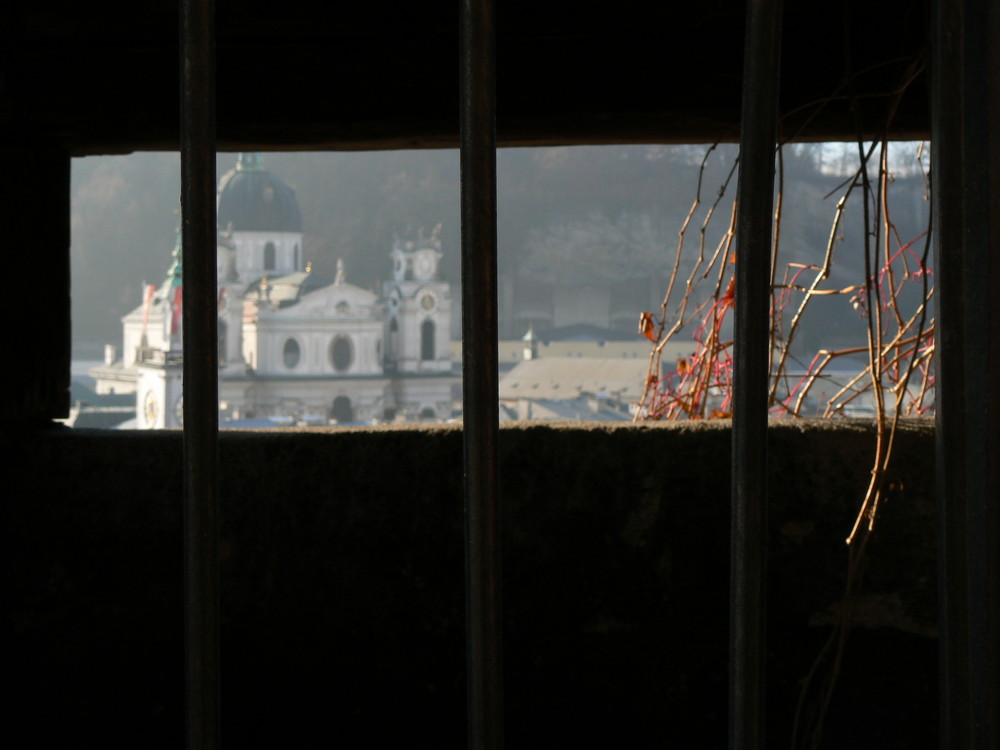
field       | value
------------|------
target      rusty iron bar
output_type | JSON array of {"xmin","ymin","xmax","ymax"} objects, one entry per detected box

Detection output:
[
  {"xmin": 957, "ymin": 0, "xmax": 1000, "ymax": 743},
  {"xmin": 730, "ymin": 0, "xmax": 782, "ymax": 748},
  {"xmin": 459, "ymin": 0, "xmax": 504, "ymax": 747},
  {"xmin": 933, "ymin": 0, "xmax": 1000, "ymax": 746},
  {"xmin": 179, "ymin": 0, "xmax": 220, "ymax": 746},
  {"xmin": 959, "ymin": 0, "xmax": 1000, "ymax": 735},
  {"xmin": 931, "ymin": 0, "xmax": 970, "ymax": 743}
]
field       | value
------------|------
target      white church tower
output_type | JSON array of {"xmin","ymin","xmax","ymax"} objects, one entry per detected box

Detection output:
[
  {"xmin": 133, "ymin": 234, "xmax": 185, "ymax": 428},
  {"xmin": 381, "ymin": 225, "xmax": 453, "ymax": 420},
  {"xmin": 216, "ymin": 152, "xmax": 304, "ymax": 372},
  {"xmin": 383, "ymin": 225, "xmax": 452, "ymax": 375}
]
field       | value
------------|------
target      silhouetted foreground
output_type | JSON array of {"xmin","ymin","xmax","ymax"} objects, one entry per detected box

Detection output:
[{"xmin": 5, "ymin": 420, "xmax": 935, "ymax": 748}]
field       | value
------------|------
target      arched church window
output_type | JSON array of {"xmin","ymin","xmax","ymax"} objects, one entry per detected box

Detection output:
[
  {"xmin": 264, "ymin": 241, "xmax": 276, "ymax": 271},
  {"xmin": 294, "ymin": 243, "xmax": 300, "ymax": 270},
  {"xmin": 218, "ymin": 319, "xmax": 227, "ymax": 362},
  {"xmin": 386, "ymin": 318, "xmax": 399, "ymax": 368},
  {"xmin": 283, "ymin": 338, "xmax": 300, "ymax": 369},
  {"xmin": 331, "ymin": 396, "xmax": 353, "ymax": 424},
  {"xmin": 329, "ymin": 335, "xmax": 353, "ymax": 373},
  {"xmin": 421, "ymin": 319, "xmax": 436, "ymax": 361}
]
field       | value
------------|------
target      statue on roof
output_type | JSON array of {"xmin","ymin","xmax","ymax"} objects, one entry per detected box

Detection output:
[{"xmin": 236, "ymin": 152, "xmax": 264, "ymax": 171}]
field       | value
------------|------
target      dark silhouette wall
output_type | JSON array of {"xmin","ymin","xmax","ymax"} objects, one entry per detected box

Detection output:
[{"xmin": 6, "ymin": 420, "xmax": 935, "ymax": 748}]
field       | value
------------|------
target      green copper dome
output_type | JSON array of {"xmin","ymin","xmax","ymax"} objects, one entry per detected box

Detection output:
[{"xmin": 217, "ymin": 153, "xmax": 302, "ymax": 232}]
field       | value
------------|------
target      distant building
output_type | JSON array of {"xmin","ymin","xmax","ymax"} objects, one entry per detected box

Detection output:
[
  {"xmin": 498, "ymin": 355, "xmax": 650, "ymax": 421},
  {"xmin": 451, "ymin": 324, "xmax": 693, "ymax": 374},
  {"xmin": 91, "ymin": 153, "xmax": 454, "ymax": 427},
  {"xmin": 491, "ymin": 324, "xmax": 695, "ymax": 421}
]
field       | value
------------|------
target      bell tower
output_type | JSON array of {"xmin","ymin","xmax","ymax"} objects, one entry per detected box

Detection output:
[
  {"xmin": 382, "ymin": 225, "xmax": 451, "ymax": 375},
  {"xmin": 134, "ymin": 234, "xmax": 185, "ymax": 428}
]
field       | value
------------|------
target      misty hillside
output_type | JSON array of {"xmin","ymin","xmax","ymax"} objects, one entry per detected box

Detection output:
[{"xmin": 71, "ymin": 143, "xmax": 930, "ymax": 361}]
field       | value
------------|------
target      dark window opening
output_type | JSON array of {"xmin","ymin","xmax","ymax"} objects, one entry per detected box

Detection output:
[
  {"xmin": 218, "ymin": 319, "xmax": 227, "ymax": 362},
  {"xmin": 330, "ymin": 335, "xmax": 352, "ymax": 372},
  {"xmin": 421, "ymin": 319, "xmax": 435, "ymax": 361},
  {"xmin": 387, "ymin": 317, "xmax": 399, "ymax": 364},
  {"xmin": 264, "ymin": 241, "xmax": 276, "ymax": 271},
  {"xmin": 331, "ymin": 395, "xmax": 353, "ymax": 423},
  {"xmin": 283, "ymin": 338, "xmax": 300, "ymax": 369}
]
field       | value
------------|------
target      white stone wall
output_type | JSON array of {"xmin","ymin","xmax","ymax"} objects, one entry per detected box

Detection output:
[
  {"xmin": 123, "ymin": 300, "xmax": 170, "ymax": 368},
  {"xmin": 134, "ymin": 364, "xmax": 183, "ymax": 429},
  {"xmin": 221, "ymin": 376, "xmax": 391, "ymax": 423},
  {"xmin": 244, "ymin": 318, "xmax": 383, "ymax": 378},
  {"xmin": 232, "ymin": 230, "xmax": 304, "ymax": 281}
]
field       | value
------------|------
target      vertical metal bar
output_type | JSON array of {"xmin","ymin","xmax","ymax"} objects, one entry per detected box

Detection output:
[
  {"xmin": 931, "ymin": 0, "xmax": 970, "ymax": 744},
  {"xmin": 934, "ymin": 0, "xmax": 1000, "ymax": 746},
  {"xmin": 730, "ymin": 1, "xmax": 782, "ymax": 748},
  {"xmin": 459, "ymin": 0, "xmax": 503, "ymax": 748},
  {"xmin": 179, "ymin": 0, "xmax": 219, "ymax": 747},
  {"xmin": 953, "ymin": 0, "xmax": 1000, "ymax": 746}
]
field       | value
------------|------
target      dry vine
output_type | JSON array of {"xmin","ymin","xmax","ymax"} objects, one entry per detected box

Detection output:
[
  {"xmin": 636, "ymin": 139, "xmax": 932, "ymax": 434},
  {"xmin": 635, "ymin": 75, "xmax": 933, "ymax": 749}
]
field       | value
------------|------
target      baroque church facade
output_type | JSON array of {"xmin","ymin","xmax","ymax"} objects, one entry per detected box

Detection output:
[{"xmin": 92, "ymin": 153, "xmax": 454, "ymax": 427}]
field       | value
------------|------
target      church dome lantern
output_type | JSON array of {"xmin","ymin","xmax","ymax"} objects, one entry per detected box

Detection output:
[{"xmin": 217, "ymin": 153, "xmax": 302, "ymax": 232}]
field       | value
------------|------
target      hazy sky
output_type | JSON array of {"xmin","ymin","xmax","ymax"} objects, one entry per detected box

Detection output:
[{"xmin": 71, "ymin": 143, "xmax": 930, "ymax": 364}]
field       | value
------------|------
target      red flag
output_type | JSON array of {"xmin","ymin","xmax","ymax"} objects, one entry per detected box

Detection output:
[
  {"xmin": 141, "ymin": 284, "xmax": 155, "ymax": 335},
  {"xmin": 171, "ymin": 286, "xmax": 183, "ymax": 335}
]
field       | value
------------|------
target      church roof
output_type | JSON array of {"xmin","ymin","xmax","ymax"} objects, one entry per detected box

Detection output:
[
  {"xmin": 499, "ymin": 356, "xmax": 648, "ymax": 402},
  {"xmin": 217, "ymin": 153, "xmax": 302, "ymax": 233},
  {"xmin": 242, "ymin": 270, "xmax": 328, "ymax": 308}
]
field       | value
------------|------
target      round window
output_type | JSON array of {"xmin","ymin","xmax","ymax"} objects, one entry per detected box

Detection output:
[
  {"xmin": 283, "ymin": 338, "xmax": 301, "ymax": 369},
  {"xmin": 330, "ymin": 335, "xmax": 353, "ymax": 372}
]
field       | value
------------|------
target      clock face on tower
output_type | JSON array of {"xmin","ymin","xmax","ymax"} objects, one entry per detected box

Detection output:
[
  {"xmin": 144, "ymin": 390, "xmax": 159, "ymax": 427},
  {"xmin": 421, "ymin": 293, "xmax": 435, "ymax": 310},
  {"xmin": 414, "ymin": 251, "xmax": 435, "ymax": 280}
]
